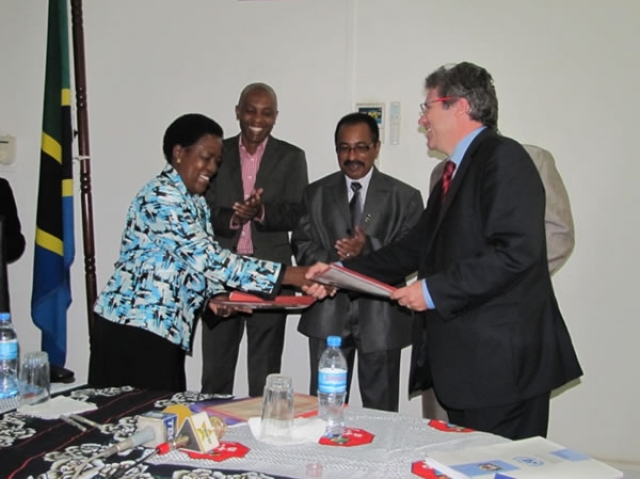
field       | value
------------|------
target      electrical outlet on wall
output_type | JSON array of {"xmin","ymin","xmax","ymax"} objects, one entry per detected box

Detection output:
[{"xmin": 389, "ymin": 101, "xmax": 401, "ymax": 145}]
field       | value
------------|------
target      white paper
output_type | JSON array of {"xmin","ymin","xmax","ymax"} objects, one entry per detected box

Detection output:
[
  {"xmin": 248, "ymin": 416, "xmax": 327, "ymax": 446},
  {"xmin": 426, "ymin": 436, "xmax": 623, "ymax": 479},
  {"xmin": 17, "ymin": 396, "xmax": 97, "ymax": 419},
  {"xmin": 423, "ymin": 459, "xmax": 472, "ymax": 479}
]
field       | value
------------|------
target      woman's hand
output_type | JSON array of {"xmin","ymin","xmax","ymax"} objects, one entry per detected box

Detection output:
[{"xmin": 281, "ymin": 264, "xmax": 337, "ymax": 299}]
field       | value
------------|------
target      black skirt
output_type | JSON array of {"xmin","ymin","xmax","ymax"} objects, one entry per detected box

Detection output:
[{"xmin": 88, "ymin": 314, "xmax": 186, "ymax": 392}]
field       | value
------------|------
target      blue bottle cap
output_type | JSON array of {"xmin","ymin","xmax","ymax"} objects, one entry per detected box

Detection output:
[
  {"xmin": 327, "ymin": 335, "xmax": 341, "ymax": 347},
  {"xmin": 0, "ymin": 313, "xmax": 10, "ymax": 322}
]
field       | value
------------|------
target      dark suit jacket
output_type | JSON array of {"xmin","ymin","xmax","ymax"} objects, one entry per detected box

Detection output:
[
  {"xmin": 430, "ymin": 144, "xmax": 575, "ymax": 276},
  {"xmin": 344, "ymin": 129, "xmax": 582, "ymax": 408},
  {"xmin": 292, "ymin": 168, "xmax": 424, "ymax": 352},
  {"xmin": 205, "ymin": 135, "xmax": 308, "ymax": 265},
  {"xmin": 0, "ymin": 178, "xmax": 25, "ymax": 263}
]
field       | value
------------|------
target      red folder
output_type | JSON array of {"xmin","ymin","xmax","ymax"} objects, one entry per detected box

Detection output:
[{"xmin": 210, "ymin": 291, "xmax": 315, "ymax": 310}]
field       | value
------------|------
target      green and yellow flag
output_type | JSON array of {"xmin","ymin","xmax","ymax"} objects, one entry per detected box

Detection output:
[{"xmin": 31, "ymin": 0, "xmax": 75, "ymax": 368}]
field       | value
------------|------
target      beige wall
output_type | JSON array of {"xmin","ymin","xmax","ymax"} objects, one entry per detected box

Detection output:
[{"xmin": 1, "ymin": 0, "xmax": 638, "ymax": 464}]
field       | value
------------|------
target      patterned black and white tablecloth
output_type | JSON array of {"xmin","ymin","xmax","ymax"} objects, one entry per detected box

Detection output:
[{"xmin": 0, "ymin": 386, "xmax": 297, "ymax": 479}]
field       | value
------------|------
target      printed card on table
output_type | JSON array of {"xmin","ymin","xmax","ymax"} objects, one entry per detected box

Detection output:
[{"xmin": 178, "ymin": 411, "xmax": 219, "ymax": 453}]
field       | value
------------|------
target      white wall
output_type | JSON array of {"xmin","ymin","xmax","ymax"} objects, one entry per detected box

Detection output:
[{"xmin": 1, "ymin": 0, "xmax": 639, "ymax": 464}]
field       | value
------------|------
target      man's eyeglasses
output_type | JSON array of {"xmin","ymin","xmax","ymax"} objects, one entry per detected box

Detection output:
[
  {"xmin": 336, "ymin": 143, "xmax": 375, "ymax": 155},
  {"xmin": 419, "ymin": 96, "xmax": 454, "ymax": 115}
]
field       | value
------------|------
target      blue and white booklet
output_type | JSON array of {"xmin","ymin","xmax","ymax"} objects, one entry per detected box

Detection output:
[{"xmin": 425, "ymin": 436, "xmax": 622, "ymax": 479}]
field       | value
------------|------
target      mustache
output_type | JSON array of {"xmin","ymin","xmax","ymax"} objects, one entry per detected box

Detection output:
[{"xmin": 344, "ymin": 160, "xmax": 365, "ymax": 168}]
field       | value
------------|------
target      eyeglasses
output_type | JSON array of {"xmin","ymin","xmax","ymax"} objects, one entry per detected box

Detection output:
[
  {"xmin": 336, "ymin": 143, "xmax": 375, "ymax": 155},
  {"xmin": 419, "ymin": 96, "xmax": 454, "ymax": 115}
]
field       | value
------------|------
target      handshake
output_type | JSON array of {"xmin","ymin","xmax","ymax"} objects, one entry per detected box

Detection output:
[
  {"xmin": 208, "ymin": 263, "xmax": 336, "ymax": 318},
  {"xmin": 209, "ymin": 261, "xmax": 429, "ymax": 318}
]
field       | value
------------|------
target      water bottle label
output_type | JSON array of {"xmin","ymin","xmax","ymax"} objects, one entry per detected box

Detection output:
[
  {"xmin": 0, "ymin": 339, "xmax": 18, "ymax": 361},
  {"xmin": 318, "ymin": 368, "xmax": 347, "ymax": 393}
]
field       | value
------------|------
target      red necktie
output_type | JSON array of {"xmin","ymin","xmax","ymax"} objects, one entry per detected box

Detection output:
[{"xmin": 440, "ymin": 160, "xmax": 456, "ymax": 206}]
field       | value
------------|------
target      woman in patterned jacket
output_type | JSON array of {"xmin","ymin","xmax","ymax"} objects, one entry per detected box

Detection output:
[{"xmin": 89, "ymin": 113, "xmax": 313, "ymax": 391}]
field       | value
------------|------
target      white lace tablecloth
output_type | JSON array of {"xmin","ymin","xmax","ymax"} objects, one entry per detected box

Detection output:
[{"xmin": 149, "ymin": 406, "xmax": 509, "ymax": 479}]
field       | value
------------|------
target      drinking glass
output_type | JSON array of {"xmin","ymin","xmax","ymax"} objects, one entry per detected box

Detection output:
[
  {"xmin": 19, "ymin": 351, "xmax": 50, "ymax": 406},
  {"xmin": 305, "ymin": 462, "xmax": 323, "ymax": 479},
  {"xmin": 260, "ymin": 374, "xmax": 294, "ymax": 440}
]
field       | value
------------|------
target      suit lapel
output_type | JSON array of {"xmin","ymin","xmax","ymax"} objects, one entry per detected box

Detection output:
[
  {"xmin": 224, "ymin": 136, "xmax": 244, "ymax": 200},
  {"xmin": 360, "ymin": 168, "xmax": 388, "ymax": 233},
  {"xmin": 427, "ymin": 129, "xmax": 494, "ymax": 248},
  {"xmin": 329, "ymin": 174, "xmax": 351, "ymax": 229},
  {"xmin": 424, "ymin": 187, "xmax": 442, "ymax": 253},
  {"xmin": 255, "ymin": 136, "xmax": 279, "ymax": 187}
]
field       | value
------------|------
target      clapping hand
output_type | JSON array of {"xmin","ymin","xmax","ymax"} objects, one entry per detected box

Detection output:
[
  {"xmin": 335, "ymin": 226, "xmax": 366, "ymax": 260},
  {"xmin": 232, "ymin": 188, "xmax": 264, "ymax": 224}
]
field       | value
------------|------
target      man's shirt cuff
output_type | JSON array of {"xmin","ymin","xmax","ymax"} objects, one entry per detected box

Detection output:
[{"xmin": 422, "ymin": 279, "xmax": 435, "ymax": 309}]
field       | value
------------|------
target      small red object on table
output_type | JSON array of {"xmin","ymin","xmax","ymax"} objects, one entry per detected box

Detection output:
[
  {"xmin": 318, "ymin": 427, "xmax": 374, "ymax": 447},
  {"xmin": 427, "ymin": 419, "xmax": 474, "ymax": 433},
  {"xmin": 184, "ymin": 441, "xmax": 250, "ymax": 462},
  {"xmin": 411, "ymin": 460, "xmax": 454, "ymax": 478}
]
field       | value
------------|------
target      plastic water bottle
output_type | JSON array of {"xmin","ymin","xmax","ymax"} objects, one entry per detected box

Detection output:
[
  {"xmin": 317, "ymin": 335, "xmax": 347, "ymax": 437},
  {"xmin": 0, "ymin": 312, "xmax": 19, "ymax": 399}
]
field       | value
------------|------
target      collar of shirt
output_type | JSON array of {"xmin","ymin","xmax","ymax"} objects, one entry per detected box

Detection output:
[
  {"xmin": 449, "ymin": 126, "xmax": 487, "ymax": 175},
  {"xmin": 344, "ymin": 167, "xmax": 374, "ymax": 202}
]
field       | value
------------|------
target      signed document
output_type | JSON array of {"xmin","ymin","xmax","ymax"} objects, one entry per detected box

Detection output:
[
  {"xmin": 210, "ymin": 291, "xmax": 315, "ymax": 310},
  {"xmin": 313, "ymin": 263, "xmax": 396, "ymax": 298}
]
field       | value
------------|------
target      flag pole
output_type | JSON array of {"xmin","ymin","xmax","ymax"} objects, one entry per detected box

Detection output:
[{"xmin": 69, "ymin": 0, "xmax": 97, "ymax": 335}]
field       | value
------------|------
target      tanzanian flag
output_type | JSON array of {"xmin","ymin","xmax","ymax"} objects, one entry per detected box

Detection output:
[{"xmin": 31, "ymin": 0, "xmax": 74, "ymax": 368}]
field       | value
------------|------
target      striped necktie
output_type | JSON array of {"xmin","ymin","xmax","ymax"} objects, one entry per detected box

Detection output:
[
  {"xmin": 440, "ymin": 160, "xmax": 456, "ymax": 206},
  {"xmin": 349, "ymin": 181, "xmax": 363, "ymax": 230}
]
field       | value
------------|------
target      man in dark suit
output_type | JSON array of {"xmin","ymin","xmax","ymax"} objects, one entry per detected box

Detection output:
[
  {"xmin": 292, "ymin": 113, "xmax": 423, "ymax": 412},
  {"xmin": 422, "ymin": 143, "xmax": 577, "ymax": 422},
  {"xmin": 309, "ymin": 62, "xmax": 582, "ymax": 439},
  {"xmin": 201, "ymin": 83, "xmax": 308, "ymax": 397}
]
